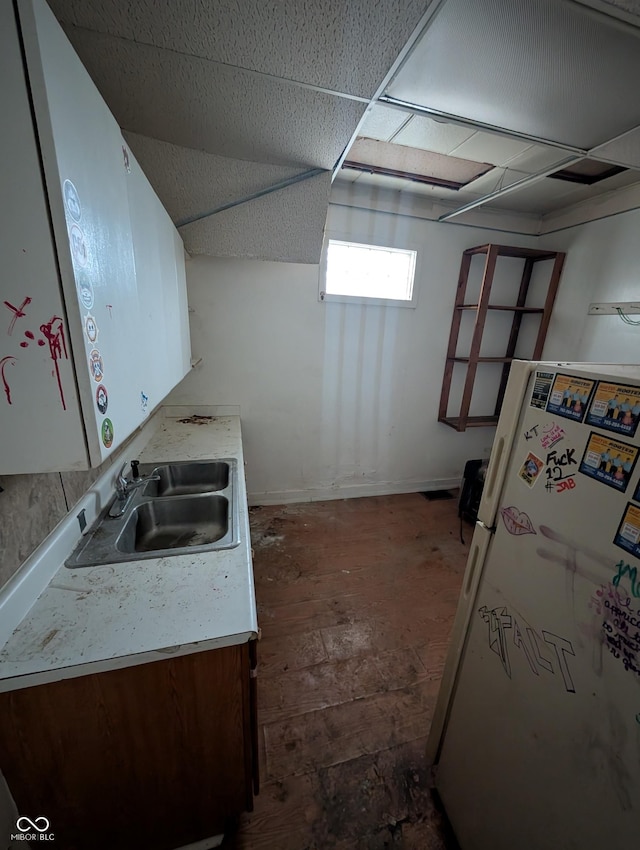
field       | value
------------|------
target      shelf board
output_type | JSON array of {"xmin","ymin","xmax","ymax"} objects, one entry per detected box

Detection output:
[
  {"xmin": 439, "ymin": 415, "xmax": 500, "ymax": 431},
  {"xmin": 449, "ymin": 356, "xmax": 513, "ymax": 363},
  {"xmin": 456, "ymin": 305, "xmax": 545, "ymax": 313},
  {"xmin": 463, "ymin": 244, "xmax": 560, "ymax": 260}
]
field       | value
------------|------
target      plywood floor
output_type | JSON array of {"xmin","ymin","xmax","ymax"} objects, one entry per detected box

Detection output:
[{"xmin": 231, "ymin": 493, "xmax": 469, "ymax": 850}]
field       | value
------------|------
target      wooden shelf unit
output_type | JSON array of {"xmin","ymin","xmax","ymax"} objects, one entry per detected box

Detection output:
[{"xmin": 438, "ymin": 243, "xmax": 565, "ymax": 432}]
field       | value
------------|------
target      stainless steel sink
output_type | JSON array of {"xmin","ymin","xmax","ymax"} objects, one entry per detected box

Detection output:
[
  {"xmin": 65, "ymin": 458, "xmax": 239, "ymax": 568},
  {"xmin": 120, "ymin": 495, "xmax": 229, "ymax": 553},
  {"xmin": 142, "ymin": 461, "xmax": 229, "ymax": 497}
]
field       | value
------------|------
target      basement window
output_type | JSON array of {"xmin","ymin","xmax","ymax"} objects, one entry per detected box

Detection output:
[{"xmin": 320, "ymin": 238, "xmax": 418, "ymax": 307}]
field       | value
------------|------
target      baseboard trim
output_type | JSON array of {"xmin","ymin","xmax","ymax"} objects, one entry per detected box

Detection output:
[{"xmin": 248, "ymin": 478, "xmax": 461, "ymax": 506}]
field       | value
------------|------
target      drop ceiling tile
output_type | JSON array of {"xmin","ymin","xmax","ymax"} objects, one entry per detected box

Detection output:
[
  {"xmin": 464, "ymin": 167, "xmax": 530, "ymax": 195},
  {"xmin": 358, "ymin": 105, "xmax": 411, "ymax": 142},
  {"xmin": 49, "ymin": 0, "xmax": 432, "ymax": 97},
  {"xmin": 392, "ymin": 115, "xmax": 476, "ymax": 153},
  {"xmin": 450, "ymin": 132, "xmax": 533, "ymax": 166},
  {"xmin": 64, "ymin": 29, "xmax": 365, "ymax": 168},
  {"xmin": 123, "ymin": 132, "xmax": 306, "ymax": 224},
  {"xmin": 541, "ymin": 166, "xmax": 640, "ymax": 209},
  {"xmin": 590, "ymin": 125, "xmax": 640, "ymax": 168},
  {"xmin": 179, "ymin": 172, "xmax": 331, "ymax": 262},
  {"xmin": 386, "ymin": 0, "xmax": 640, "ymax": 148},
  {"xmin": 336, "ymin": 167, "xmax": 363, "ymax": 183},
  {"xmin": 482, "ymin": 177, "xmax": 580, "ymax": 213},
  {"xmin": 346, "ymin": 138, "xmax": 491, "ymax": 183},
  {"xmin": 353, "ymin": 172, "xmax": 412, "ymax": 193},
  {"xmin": 502, "ymin": 144, "xmax": 577, "ymax": 174}
]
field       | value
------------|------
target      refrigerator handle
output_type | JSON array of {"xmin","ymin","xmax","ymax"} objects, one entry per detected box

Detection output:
[{"xmin": 484, "ymin": 436, "xmax": 505, "ymax": 505}]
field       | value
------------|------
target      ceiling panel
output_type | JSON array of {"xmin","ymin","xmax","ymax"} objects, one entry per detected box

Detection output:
[
  {"xmin": 463, "ymin": 167, "xmax": 530, "ymax": 196},
  {"xmin": 387, "ymin": 0, "xmax": 640, "ymax": 148},
  {"xmin": 179, "ymin": 172, "xmax": 331, "ymax": 262},
  {"xmin": 450, "ymin": 131, "xmax": 533, "ymax": 166},
  {"xmin": 538, "ymin": 167, "xmax": 640, "ymax": 211},
  {"xmin": 63, "ymin": 29, "xmax": 365, "ymax": 168},
  {"xmin": 357, "ymin": 105, "xmax": 411, "ymax": 142},
  {"xmin": 392, "ymin": 115, "xmax": 476, "ymax": 153},
  {"xmin": 123, "ymin": 132, "xmax": 307, "ymax": 224},
  {"xmin": 502, "ymin": 144, "xmax": 578, "ymax": 174},
  {"xmin": 346, "ymin": 138, "xmax": 492, "ymax": 183},
  {"xmin": 590, "ymin": 125, "xmax": 640, "ymax": 168},
  {"xmin": 48, "ymin": 0, "xmax": 432, "ymax": 98},
  {"xmin": 482, "ymin": 178, "xmax": 580, "ymax": 213}
]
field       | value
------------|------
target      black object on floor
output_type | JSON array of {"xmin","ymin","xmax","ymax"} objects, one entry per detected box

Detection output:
[{"xmin": 422, "ymin": 490, "xmax": 455, "ymax": 501}]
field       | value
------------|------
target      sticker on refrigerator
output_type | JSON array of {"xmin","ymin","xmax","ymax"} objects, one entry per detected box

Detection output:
[
  {"xmin": 585, "ymin": 381, "xmax": 640, "ymax": 438},
  {"xmin": 84, "ymin": 313, "xmax": 98, "ymax": 344},
  {"xmin": 77, "ymin": 276, "xmax": 94, "ymax": 310},
  {"xmin": 578, "ymin": 431, "xmax": 638, "ymax": 493},
  {"xmin": 539, "ymin": 421, "xmax": 565, "ymax": 450},
  {"xmin": 614, "ymin": 503, "xmax": 640, "ymax": 559},
  {"xmin": 88, "ymin": 348, "xmax": 104, "ymax": 382},
  {"xmin": 62, "ymin": 179, "xmax": 81, "ymax": 222},
  {"xmin": 101, "ymin": 417, "xmax": 114, "ymax": 449},
  {"xmin": 545, "ymin": 373, "xmax": 595, "ymax": 422},
  {"xmin": 530, "ymin": 371, "xmax": 554, "ymax": 410},
  {"xmin": 96, "ymin": 384, "xmax": 108, "ymax": 415},
  {"xmin": 518, "ymin": 452, "xmax": 544, "ymax": 487}
]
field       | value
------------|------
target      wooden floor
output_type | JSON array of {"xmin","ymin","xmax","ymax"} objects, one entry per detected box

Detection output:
[{"xmin": 231, "ymin": 493, "xmax": 469, "ymax": 850}]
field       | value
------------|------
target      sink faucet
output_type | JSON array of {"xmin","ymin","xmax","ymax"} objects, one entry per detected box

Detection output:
[{"xmin": 109, "ymin": 461, "xmax": 160, "ymax": 518}]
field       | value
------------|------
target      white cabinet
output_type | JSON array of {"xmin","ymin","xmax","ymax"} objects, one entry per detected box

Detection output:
[{"xmin": 0, "ymin": 0, "xmax": 190, "ymax": 475}]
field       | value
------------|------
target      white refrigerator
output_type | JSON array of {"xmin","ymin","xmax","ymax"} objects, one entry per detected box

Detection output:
[{"xmin": 428, "ymin": 360, "xmax": 640, "ymax": 850}]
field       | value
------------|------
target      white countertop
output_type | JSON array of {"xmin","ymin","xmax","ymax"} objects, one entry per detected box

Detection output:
[{"xmin": 0, "ymin": 414, "xmax": 258, "ymax": 692}]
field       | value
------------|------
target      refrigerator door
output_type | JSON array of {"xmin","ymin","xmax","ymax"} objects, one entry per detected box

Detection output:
[{"xmin": 436, "ymin": 363, "xmax": 640, "ymax": 849}]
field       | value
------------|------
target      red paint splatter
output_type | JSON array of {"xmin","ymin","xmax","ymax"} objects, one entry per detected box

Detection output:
[
  {"xmin": 24, "ymin": 330, "xmax": 34, "ymax": 339},
  {"xmin": 39, "ymin": 316, "xmax": 68, "ymax": 410},
  {"xmin": 38, "ymin": 339, "xmax": 45, "ymax": 346},
  {"xmin": 0, "ymin": 356, "xmax": 16, "ymax": 404},
  {"xmin": 19, "ymin": 341, "xmax": 28, "ymax": 348},
  {"xmin": 3, "ymin": 297, "xmax": 32, "ymax": 335}
]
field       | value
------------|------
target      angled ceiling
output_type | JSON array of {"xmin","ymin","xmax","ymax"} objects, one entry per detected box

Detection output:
[
  {"xmin": 46, "ymin": 0, "xmax": 433, "ymax": 261},
  {"xmin": 46, "ymin": 0, "xmax": 640, "ymax": 256}
]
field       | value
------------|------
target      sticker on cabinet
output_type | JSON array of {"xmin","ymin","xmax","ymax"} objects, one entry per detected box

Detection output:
[
  {"xmin": 69, "ymin": 224, "xmax": 88, "ymax": 268},
  {"xmin": 585, "ymin": 381, "xmax": 640, "ymax": 438},
  {"xmin": 546, "ymin": 373, "xmax": 595, "ymax": 422},
  {"xmin": 62, "ymin": 179, "xmax": 81, "ymax": 222},
  {"xmin": 579, "ymin": 431, "xmax": 638, "ymax": 493},
  {"xmin": 77, "ymin": 276, "xmax": 94, "ymax": 310},
  {"xmin": 96, "ymin": 384, "xmax": 108, "ymax": 415},
  {"xmin": 101, "ymin": 417, "xmax": 114, "ymax": 448},
  {"xmin": 88, "ymin": 349, "xmax": 104, "ymax": 382},
  {"xmin": 84, "ymin": 313, "xmax": 98, "ymax": 344}
]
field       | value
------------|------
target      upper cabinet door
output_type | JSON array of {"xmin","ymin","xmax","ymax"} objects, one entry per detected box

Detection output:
[
  {"xmin": 125, "ymin": 149, "xmax": 191, "ymax": 412},
  {"xmin": 18, "ymin": 0, "xmax": 144, "ymax": 466},
  {"xmin": 0, "ymin": 0, "xmax": 87, "ymax": 474}
]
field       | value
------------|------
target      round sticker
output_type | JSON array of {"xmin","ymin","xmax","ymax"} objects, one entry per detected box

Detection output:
[
  {"xmin": 63, "ymin": 179, "xmax": 81, "ymax": 222},
  {"xmin": 69, "ymin": 224, "xmax": 88, "ymax": 267},
  {"xmin": 101, "ymin": 418, "xmax": 114, "ymax": 448},
  {"xmin": 96, "ymin": 384, "xmax": 108, "ymax": 415},
  {"xmin": 89, "ymin": 349, "xmax": 104, "ymax": 382},
  {"xmin": 84, "ymin": 313, "xmax": 98, "ymax": 344},
  {"xmin": 77, "ymin": 277, "xmax": 94, "ymax": 310}
]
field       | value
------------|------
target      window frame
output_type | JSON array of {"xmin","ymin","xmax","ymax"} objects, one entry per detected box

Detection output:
[{"xmin": 318, "ymin": 230, "xmax": 421, "ymax": 308}]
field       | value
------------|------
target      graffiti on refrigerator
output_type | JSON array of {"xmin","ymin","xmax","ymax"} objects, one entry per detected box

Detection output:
[{"xmin": 478, "ymin": 604, "xmax": 576, "ymax": 692}]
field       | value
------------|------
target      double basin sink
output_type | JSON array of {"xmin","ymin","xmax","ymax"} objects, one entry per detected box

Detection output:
[{"xmin": 66, "ymin": 459, "xmax": 239, "ymax": 568}]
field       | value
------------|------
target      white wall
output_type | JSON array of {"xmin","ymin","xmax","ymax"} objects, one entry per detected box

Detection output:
[
  {"xmin": 542, "ymin": 208, "xmax": 640, "ymax": 363},
  {"xmin": 169, "ymin": 205, "xmax": 581, "ymax": 504}
]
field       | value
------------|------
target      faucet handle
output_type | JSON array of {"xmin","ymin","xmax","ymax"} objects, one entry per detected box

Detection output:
[
  {"xmin": 115, "ymin": 461, "xmax": 128, "ymax": 494},
  {"xmin": 131, "ymin": 459, "xmax": 140, "ymax": 480}
]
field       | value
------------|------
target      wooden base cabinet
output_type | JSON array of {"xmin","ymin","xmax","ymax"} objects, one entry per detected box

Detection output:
[{"xmin": 0, "ymin": 642, "xmax": 259, "ymax": 850}]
